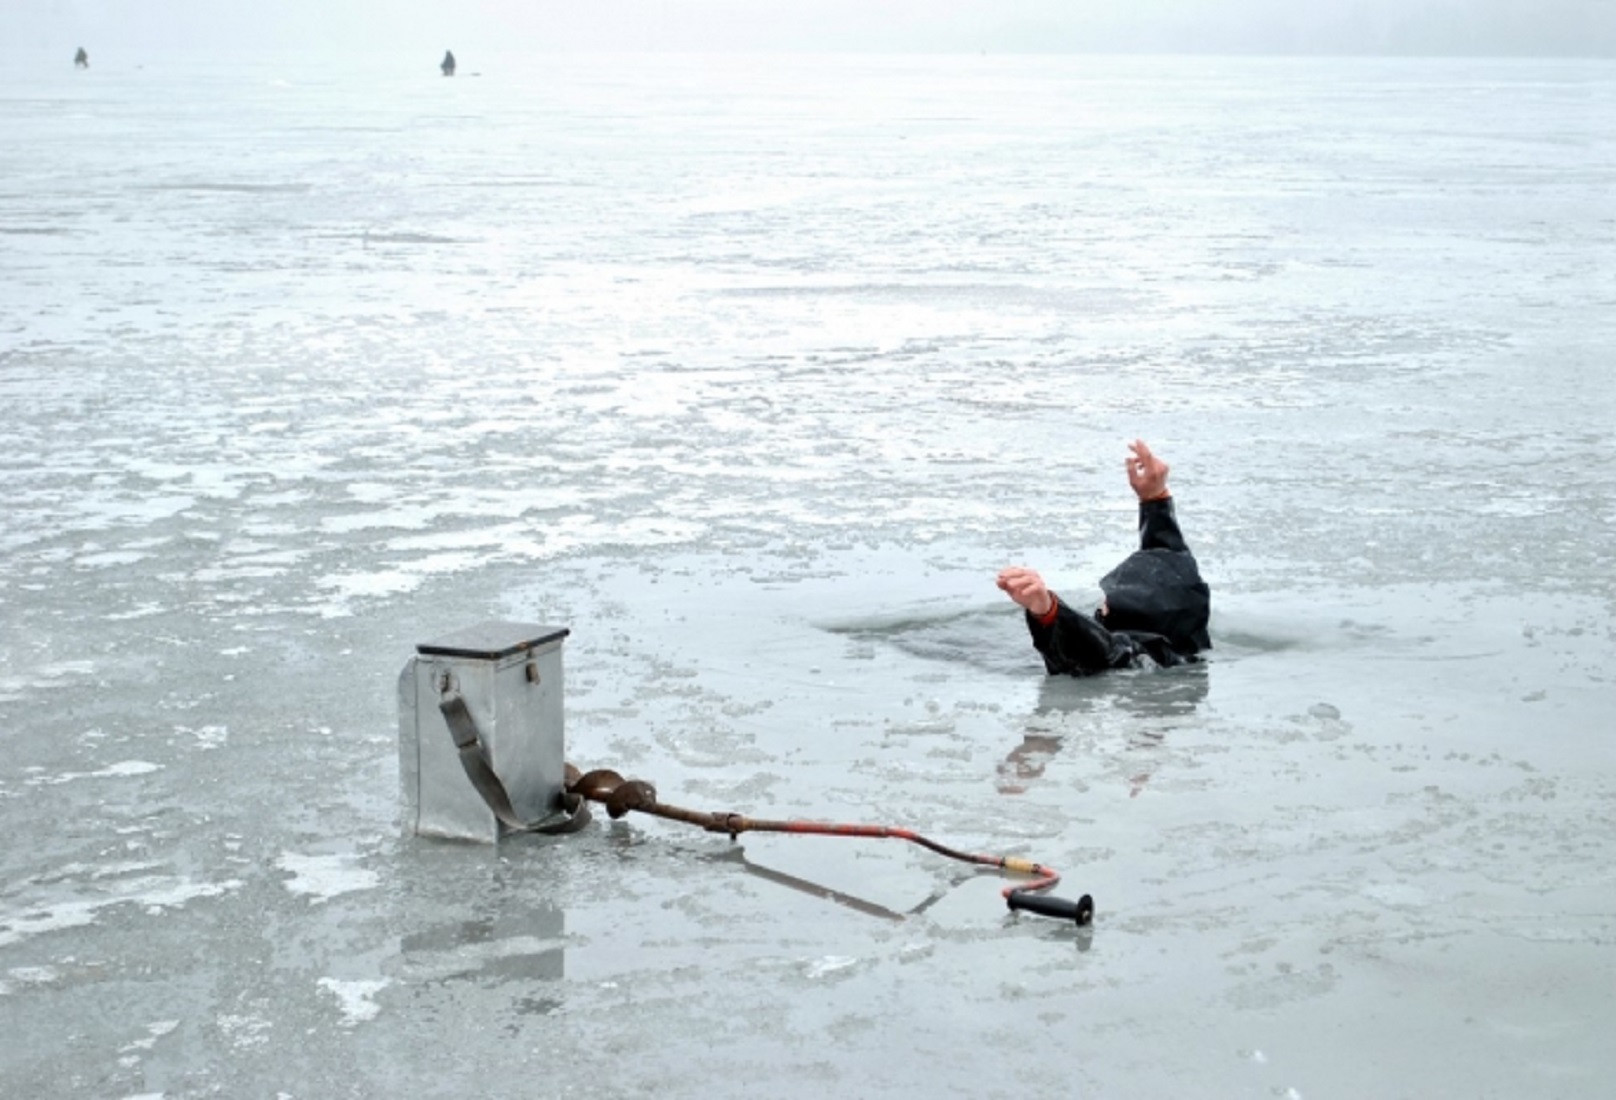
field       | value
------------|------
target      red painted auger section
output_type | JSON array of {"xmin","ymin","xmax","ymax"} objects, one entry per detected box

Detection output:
[{"xmin": 566, "ymin": 764, "xmax": 1080, "ymax": 918}]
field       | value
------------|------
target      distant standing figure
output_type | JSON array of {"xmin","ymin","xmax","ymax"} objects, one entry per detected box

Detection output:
[
  {"xmin": 75, "ymin": 47, "xmax": 89, "ymax": 69},
  {"xmin": 997, "ymin": 440, "xmax": 1212, "ymax": 676},
  {"xmin": 440, "ymin": 50, "xmax": 456, "ymax": 77}
]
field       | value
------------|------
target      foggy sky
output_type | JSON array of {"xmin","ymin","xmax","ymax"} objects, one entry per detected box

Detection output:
[{"xmin": 7, "ymin": 0, "xmax": 1616, "ymax": 57}]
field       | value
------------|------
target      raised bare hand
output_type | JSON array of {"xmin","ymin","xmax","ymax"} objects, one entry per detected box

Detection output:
[
  {"xmin": 996, "ymin": 566, "xmax": 1054, "ymax": 617},
  {"xmin": 1126, "ymin": 439, "xmax": 1171, "ymax": 501}
]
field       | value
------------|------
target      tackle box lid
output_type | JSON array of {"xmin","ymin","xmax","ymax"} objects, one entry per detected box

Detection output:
[{"xmin": 416, "ymin": 621, "xmax": 570, "ymax": 660}]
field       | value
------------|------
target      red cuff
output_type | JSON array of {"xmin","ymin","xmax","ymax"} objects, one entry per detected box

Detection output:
[{"xmin": 1035, "ymin": 593, "xmax": 1060, "ymax": 626}]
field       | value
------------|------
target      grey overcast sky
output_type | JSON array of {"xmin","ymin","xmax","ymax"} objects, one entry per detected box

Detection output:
[{"xmin": 8, "ymin": 0, "xmax": 1616, "ymax": 57}]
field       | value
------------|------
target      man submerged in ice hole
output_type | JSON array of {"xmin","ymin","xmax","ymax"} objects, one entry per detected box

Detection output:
[{"xmin": 997, "ymin": 440, "xmax": 1210, "ymax": 675}]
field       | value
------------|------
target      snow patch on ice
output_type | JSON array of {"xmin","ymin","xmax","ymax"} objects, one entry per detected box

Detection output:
[
  {"xmin": 25, "ymin": 760, "xmax": 163, "ymax": 786},
  {"xmin": 178, "ymin": 724, "xmax": 228, "ymax": 749},
  {"xmin": 276, "ymin": 852, "xmax": 379, "ymax": 903},
  {"xmin": 119, "ymin": 1019, "xmax": 180, "ymax": 1053},
  {"xmin": 802, "ymin": 955, "xmax": 861, "ymax": 979},
  {"xmin": 0, "ymin": 877, "xmax": 241, "ymax": 948},
  {"xmin": 318, "ymin": 977, "xmax": 389, "ymax": 1025}
]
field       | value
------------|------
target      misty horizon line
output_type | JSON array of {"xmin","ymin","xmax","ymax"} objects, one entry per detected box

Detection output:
[{"xmin": 29, "ymin": 45, "xmax": 1616, "ymax": 60}]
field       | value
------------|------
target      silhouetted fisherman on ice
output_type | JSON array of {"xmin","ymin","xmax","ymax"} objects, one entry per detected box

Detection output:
[
  {"xmin": 74, "ymin": 47, "xmax": 89, "ymax": 69},
  {"xmin": 998, "ymin": 440, "xmax": 1211, "ymax": 675},
  {"xmin": 440, "ymin": 50, "xmax": 456, "ymax": 77}
]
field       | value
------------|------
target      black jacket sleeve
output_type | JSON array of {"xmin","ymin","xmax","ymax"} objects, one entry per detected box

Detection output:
[
  {"xmin": 1025, "ymin": 596, "xmax": 1139, "ymax": 676},
  {"xmin": 1136, "ymin": 497, "xmax": 1190, "ymax": 554}
]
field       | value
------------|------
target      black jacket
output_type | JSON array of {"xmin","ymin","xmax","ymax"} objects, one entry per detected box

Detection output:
[{"xmin": 1025, "ymin": 497, "xmax": 1211, "ymax": 676}]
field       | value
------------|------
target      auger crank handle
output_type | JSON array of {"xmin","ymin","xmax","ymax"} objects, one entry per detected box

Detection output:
[{"xmin": 1006, "ymin": 890, "xmax": 1095, "ymax": 926}]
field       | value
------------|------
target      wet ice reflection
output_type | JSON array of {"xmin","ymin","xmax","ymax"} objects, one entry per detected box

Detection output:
[{"xmin": 2, "ymin": 51, "xmax": 1614, "ymax": 1100}]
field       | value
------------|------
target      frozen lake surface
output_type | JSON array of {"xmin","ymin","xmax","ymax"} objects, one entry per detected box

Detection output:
[{"xmin": 2, "ymin": 51, "xmax": 1614, "ymax": 1098}]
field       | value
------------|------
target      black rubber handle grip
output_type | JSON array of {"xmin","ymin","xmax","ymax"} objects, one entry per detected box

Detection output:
[{"xmin": 1006, "ymin": 891, "xmax": 1094, "ymax": 926}]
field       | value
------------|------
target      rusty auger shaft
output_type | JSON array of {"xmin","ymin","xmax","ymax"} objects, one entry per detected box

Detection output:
[{"xmin": 565, "ymin": 766, "xmax": 1095, "ymax": 926}]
